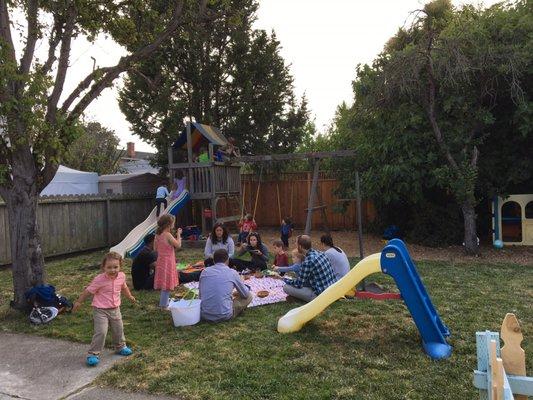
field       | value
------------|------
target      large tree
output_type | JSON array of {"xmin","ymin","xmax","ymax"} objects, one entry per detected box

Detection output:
[
  {"xmin": 0, "ymin": 0, "xmax": 212, "ymax": 309},
  {"xmin": 63, "ymin": 121, "xmax": 124, "ymax": 175},
  {"xmin": 328, "ymin": 0, "xmax": 531, "ymax": 253},
  {"xmin": 118, "ymin": 0, "xmax": 309, "ymax": 166}
]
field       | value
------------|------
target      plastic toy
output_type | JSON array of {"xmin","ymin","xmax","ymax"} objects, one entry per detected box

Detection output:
[
  {"xmin": 277, "ymin": 239, "xmax": 452, "ymax": 360},
  {"xmin": 473, "ymin": 313, "xmax": 532, "ymax": 399}
]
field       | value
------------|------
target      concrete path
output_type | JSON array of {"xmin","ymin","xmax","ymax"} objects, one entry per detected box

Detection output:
[{"xmin": 0, "ymin": 333, "xmax": 179, "ymax": 400}]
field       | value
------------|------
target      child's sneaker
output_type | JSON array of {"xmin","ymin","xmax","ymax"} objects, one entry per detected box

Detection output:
[
  {"xmin": 86, "ymin": 354, "xmax": 100, "ymax": 367},
  {"xmin": 117, "ymin": 346, "xmax": 133, "ymax": 356}
]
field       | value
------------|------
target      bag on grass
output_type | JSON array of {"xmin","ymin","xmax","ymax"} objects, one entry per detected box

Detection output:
[
  {"xmin": 25, "ymin": 284, "xmax": 73, "ymax": 313},
  {"xmin": 29, "ymin": 306, "xmax": 59, "ymax": 324}
]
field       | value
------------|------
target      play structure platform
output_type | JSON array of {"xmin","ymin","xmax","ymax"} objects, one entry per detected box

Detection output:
[
  {"xmin": 111, "ymin": 190, "xmax": 190, "ymax": 258},
  {"xmin": 277, "ymin": 239, "xmax": 452, "ymax": 360}
]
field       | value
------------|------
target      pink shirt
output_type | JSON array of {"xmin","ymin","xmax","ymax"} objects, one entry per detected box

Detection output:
[{"xmin": 86, "ymin": 271, "xmax": 126, "ymax": 309}]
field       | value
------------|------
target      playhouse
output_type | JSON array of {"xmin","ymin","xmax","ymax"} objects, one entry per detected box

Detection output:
[
  {"xmin": 168, "ymin": 122, "xmax": 242, "ymax": 233},
  {"xmin": 492, "ymin": 194, "xmax": 533, "ymax": 246}
]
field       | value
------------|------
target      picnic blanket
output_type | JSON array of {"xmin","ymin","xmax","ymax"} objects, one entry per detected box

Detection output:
[{"xmin": 184, "ymin": 276, "xmax": 287, "ymax": 307}]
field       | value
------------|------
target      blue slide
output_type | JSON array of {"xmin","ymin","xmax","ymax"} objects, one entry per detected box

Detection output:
[{"xmin": 381, "ymin": 239, "xmax": 452, "ymax": 359}]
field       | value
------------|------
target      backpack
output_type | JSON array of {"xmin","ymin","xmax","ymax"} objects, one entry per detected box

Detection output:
[{"xmin": 25, "ymin": 284, "xmax": 73, "ymax": 313}]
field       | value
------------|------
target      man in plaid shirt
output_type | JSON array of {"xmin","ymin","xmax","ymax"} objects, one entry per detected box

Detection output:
[{"xmin": 283, "ymin": 235, "xmax": 337, "ymax": 302}]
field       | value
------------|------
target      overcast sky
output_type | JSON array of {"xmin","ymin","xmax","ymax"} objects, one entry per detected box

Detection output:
[{"xmin": 65, "ymin": 0, "xmax": 498, "ymax": 152}]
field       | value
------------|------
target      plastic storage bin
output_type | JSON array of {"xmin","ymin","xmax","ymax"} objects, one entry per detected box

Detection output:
[{"xmin": 168, "ymin": 299, "xmax": 201, "ymax": 327}]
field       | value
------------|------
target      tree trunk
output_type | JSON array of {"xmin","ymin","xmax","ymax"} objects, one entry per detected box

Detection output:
[
  {"xmin": 461, "ymin": 201, "xmax": 479, "ymax": 255},
  {"xmin": 4, "ymin": 173, "xmax": 45, "ymax": 310}
]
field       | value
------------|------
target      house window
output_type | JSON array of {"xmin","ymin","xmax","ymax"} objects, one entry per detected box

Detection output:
[
  {"xmin": 501, "ymin": 201, "xmax": 522, "ymax": 242},
  {"xmin": 106, "ymin": 189, "xmax": 114, "ymax": 194},
  {"xmin": 526, "ymin": 201, "xmax": 533, "ymax": 219}
]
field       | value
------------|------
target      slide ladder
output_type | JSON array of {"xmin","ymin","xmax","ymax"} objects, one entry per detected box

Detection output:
[
  {"xmin": 380, "ymin": 239, "xmax": 451, "ymax": 359},
  {"xmin": 111, "ymin": 190, "xmax": 190, "ymax": 259}
]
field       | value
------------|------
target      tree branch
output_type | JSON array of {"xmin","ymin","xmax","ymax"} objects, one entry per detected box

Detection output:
[
  {"xmin": 19, "ymin": 0, "xmax": 39, "ymax": 75},
  {"xmin": 0, "ymin": 0, "xmax": 16, "ymax": 63},
  {"xmin": 66, "ymin": 0, "xmax": 193, "ymax": 121},
  {"xmin": 46, "ymin": 3, "xmax": 77, "ymax": 123},
  {"xmin": 40, "ymin": 16, "xmax": 63, "ymax": 75},
  {"xmin": 0, "ymin": 0, "xmax": 17, "ymax": 102},
  {"xmin": 60, "ymin": 66, "xmax": 112, "ymax": 112},
  {"xmin": 424, "ymin": 30, "xmax": 459, "ymax": 172}
]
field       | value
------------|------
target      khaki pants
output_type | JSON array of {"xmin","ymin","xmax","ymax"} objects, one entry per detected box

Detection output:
[
  {"xmin": 232, "ymin": 292, "xmax": 253, "ymax": 318},
  {"xmin": 88, "ymin": 307, "xmax": 126, "ymax": 354}
]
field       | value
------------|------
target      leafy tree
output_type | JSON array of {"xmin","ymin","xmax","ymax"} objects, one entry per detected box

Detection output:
[
  {"xmin": 0, "ymin": 0, "xmax": 211, "ymax": 309},
  {"xmin": 63, "ymin": 121, "xmax": 124, "ymax": 175},
  {"xmin": 118, "ymin": 0, "xmax": 310, "ymax": 167},
  {"xmin": 328, "ymin": 0, "xmax": 532, "ymax": 253}
]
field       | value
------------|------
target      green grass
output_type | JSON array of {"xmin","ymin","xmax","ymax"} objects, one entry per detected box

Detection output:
[{"xmin": 0, "ymin": 249, "xmax": 531, "ymax": 399}]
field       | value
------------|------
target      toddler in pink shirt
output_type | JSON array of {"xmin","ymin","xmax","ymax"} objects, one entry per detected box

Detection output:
[{"xmin": 73, "ymin": 252, "xmax": 136, "ymax": 367}]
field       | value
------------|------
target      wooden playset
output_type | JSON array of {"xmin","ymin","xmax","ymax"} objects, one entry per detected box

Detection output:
[{"xmin": 474, "ymin": 313, "xmax": 532, "ymax": 400}]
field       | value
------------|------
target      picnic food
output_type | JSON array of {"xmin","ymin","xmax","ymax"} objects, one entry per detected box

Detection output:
[{"xmin": 257, "ymin": 290, "xmax": 269, "ymax": 298}]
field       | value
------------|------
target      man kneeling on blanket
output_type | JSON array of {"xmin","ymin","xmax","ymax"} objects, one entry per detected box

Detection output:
[{"xmin": 199, "ymin": 249, "xmax": 253, "ymax": 322}]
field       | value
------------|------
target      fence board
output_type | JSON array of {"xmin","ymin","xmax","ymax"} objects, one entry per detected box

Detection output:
[
  {"xmin": 0, "ymin": 194, "xmax": 154, "ymax": 265},
  {"xmin": 241, "ymin": 173, "xmax": 375, "ymax": 231}
]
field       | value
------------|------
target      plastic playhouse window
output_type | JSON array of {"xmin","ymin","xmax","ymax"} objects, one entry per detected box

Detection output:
[
  {"xmin": 501, "ymin": 201, "xmax": 522, "ymax": 242},
  {"xmin": 526, "ymin": 201, "xmax": 533, "ymax": 219}
]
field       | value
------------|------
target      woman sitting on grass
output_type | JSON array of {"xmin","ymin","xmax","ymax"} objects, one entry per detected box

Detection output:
[
  {"xmin": 204, "ymin": 223, "xmax": 235, "ymax": 267},
  {"xmin": 231, "ymin": 232, "xmax": 269, "ymax": 272},
  {"xmin": 320, "ymin": 234, "xmax": 350, "ymax": 280}
]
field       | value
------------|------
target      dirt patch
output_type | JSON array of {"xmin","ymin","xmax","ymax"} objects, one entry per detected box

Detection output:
[{"xmin": 257, "ymin": 228, "xmax": 533, "ymax": 266}]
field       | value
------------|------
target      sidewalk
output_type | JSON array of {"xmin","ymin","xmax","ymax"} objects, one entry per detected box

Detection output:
[{"xmin": 0, "ymin": 332, "xmax": 179, "ymax": 400}]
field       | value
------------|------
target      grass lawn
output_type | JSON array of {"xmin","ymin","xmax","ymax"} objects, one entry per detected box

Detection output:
[{"xmin": 0, "ymin": 248, "xmax": 531, "ymax": 400}]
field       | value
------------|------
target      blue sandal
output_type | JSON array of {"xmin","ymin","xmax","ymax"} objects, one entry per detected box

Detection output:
[
  {"xmin": 116, "ymin": 346, "xmax": 133, "ymax": 356},
  {"xmin": 86, "ymin": 355, "xmax": 100, "ymax": 367}
]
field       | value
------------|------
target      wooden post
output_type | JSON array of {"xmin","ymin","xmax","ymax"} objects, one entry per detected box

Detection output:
[
  {"xmin": 305, "ymin": 159, "xmax": 320, "ymax": 235},
  {"xmin": 490, "ymin": 340, "xmax": 504, "ymax": 400},
  {"xmin": 106, "ymin": 198, "xmax": 112, "ymax": 246},
  {"xmin": 186, "ymin": 121, "xmax": 194, "ymax": 194},
  {"xmin": 315, "ymin": 183, "xmax": 330, "ymax": 234},
  {"xmin": 167, "ymin": 146, "xmax": 174, "ymax": 188},
  {"xmin": 253, "ymin": 165, "xmax": 263, "ymax": 220},
  {"xmin": 356, "ymin": 172, "xmax": 364, "ymax": 259},
  {"xmin": 276, "ymin": 183, "xmax": 282, "ymax": 225},
  {"xmin": 290, "ymin": 180, "xmax": 294, "ymax": 219},
  {"xmin": 501, "ymin": 313, "xmax": 527, "ymax": 400},
  {"xmin": 355, "ymin": 172, "xmax": 365, "ymax": 291}
]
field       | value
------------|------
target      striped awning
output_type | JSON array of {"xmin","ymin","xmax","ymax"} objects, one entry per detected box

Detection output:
[{"xmin": 172, "ymin": 123, "xmax": 228, "ymax": 152}]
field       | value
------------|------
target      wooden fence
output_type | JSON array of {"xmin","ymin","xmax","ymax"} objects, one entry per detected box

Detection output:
[
  {"xmin": 0, "ymin": 194, "xmax": 154, "ymax": 265},
  {"xmin": 240, "ymin": 172, "xmax": 375, "ymax": 231}
]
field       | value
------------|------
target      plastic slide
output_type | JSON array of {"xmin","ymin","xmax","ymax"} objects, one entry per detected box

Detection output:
[
  {"xmin": 110, "ymin": 190, "xmax": 190, "ymax": 259},
  {"xmin": 277, "ymin": 239, "xmax": 452, "ymax": 360}
]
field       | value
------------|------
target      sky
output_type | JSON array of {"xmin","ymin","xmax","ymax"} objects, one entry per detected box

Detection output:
[{"xmin": 54, "ymin": 0, "xmax": 499, "ymax": 152}]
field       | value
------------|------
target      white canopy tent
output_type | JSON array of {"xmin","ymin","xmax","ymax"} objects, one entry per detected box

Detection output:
[{"xmin": 40, "ymin": 165, "xmax": 99, "ymax": 196}]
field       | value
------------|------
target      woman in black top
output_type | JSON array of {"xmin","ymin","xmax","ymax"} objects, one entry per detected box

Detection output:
[{"xmin": 231, "ymin": 232, "xmax": 269, "ymax": 271}]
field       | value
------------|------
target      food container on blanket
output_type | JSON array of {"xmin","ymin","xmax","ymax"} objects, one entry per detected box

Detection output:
[{"xmin": 168, "ymin": 299, "xmax": 201, "ymax": 327}]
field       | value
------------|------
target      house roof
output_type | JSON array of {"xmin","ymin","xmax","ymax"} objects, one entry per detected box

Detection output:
[
  {"xmin": 98, "ymin": 172, "xmax": 161, "ymax": 183},
  {"xmin": 172, "ymin": 123, "xmax": 228, "ymax": 152},
  {"xmin": 120, "ymin": 159, "xmax": 160, "ymax": 175}
]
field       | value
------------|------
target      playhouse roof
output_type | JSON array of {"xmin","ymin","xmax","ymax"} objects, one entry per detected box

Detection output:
[{"xmin": 172, "ymin": 123, "xmax": 228, "ymax": 152}]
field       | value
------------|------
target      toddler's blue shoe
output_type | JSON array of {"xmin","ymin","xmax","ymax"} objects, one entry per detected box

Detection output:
[
  {"xmin": 86, "ymin": 355, "xmax": 100, "ymax": 367},
  {"xmin": 117, "ymin": 346, "xmax": 133, "ymax": 356}
]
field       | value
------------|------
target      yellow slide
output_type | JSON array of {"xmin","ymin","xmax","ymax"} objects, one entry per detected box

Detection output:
[{"xmin": 277, "ymin": 253, "xmax": 382, "ymax": 333}]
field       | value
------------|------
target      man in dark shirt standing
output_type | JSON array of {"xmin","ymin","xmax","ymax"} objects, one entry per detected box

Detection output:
[{"xmin": 131, "ymin": 234, "xmax": 158, "ymax": 290}]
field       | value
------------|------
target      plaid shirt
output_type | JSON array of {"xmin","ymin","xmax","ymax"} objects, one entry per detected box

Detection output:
[{"xmin": 284, "ymin": 249, "xmax": 337, "ymax": 295}]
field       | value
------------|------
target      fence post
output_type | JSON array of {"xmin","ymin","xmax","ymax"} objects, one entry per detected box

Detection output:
[{"xmin": 106, "ymin": 198, "xmax": 112, "ymax": 246}]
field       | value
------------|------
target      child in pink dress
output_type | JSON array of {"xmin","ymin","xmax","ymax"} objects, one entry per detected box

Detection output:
[
  {"xmin": 154, "ymin": 214, "xmax": 182, "ymax": 308},
  {"xmin": 73, "ymin": 252, "xmax": 136, "ymax": 367}
]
